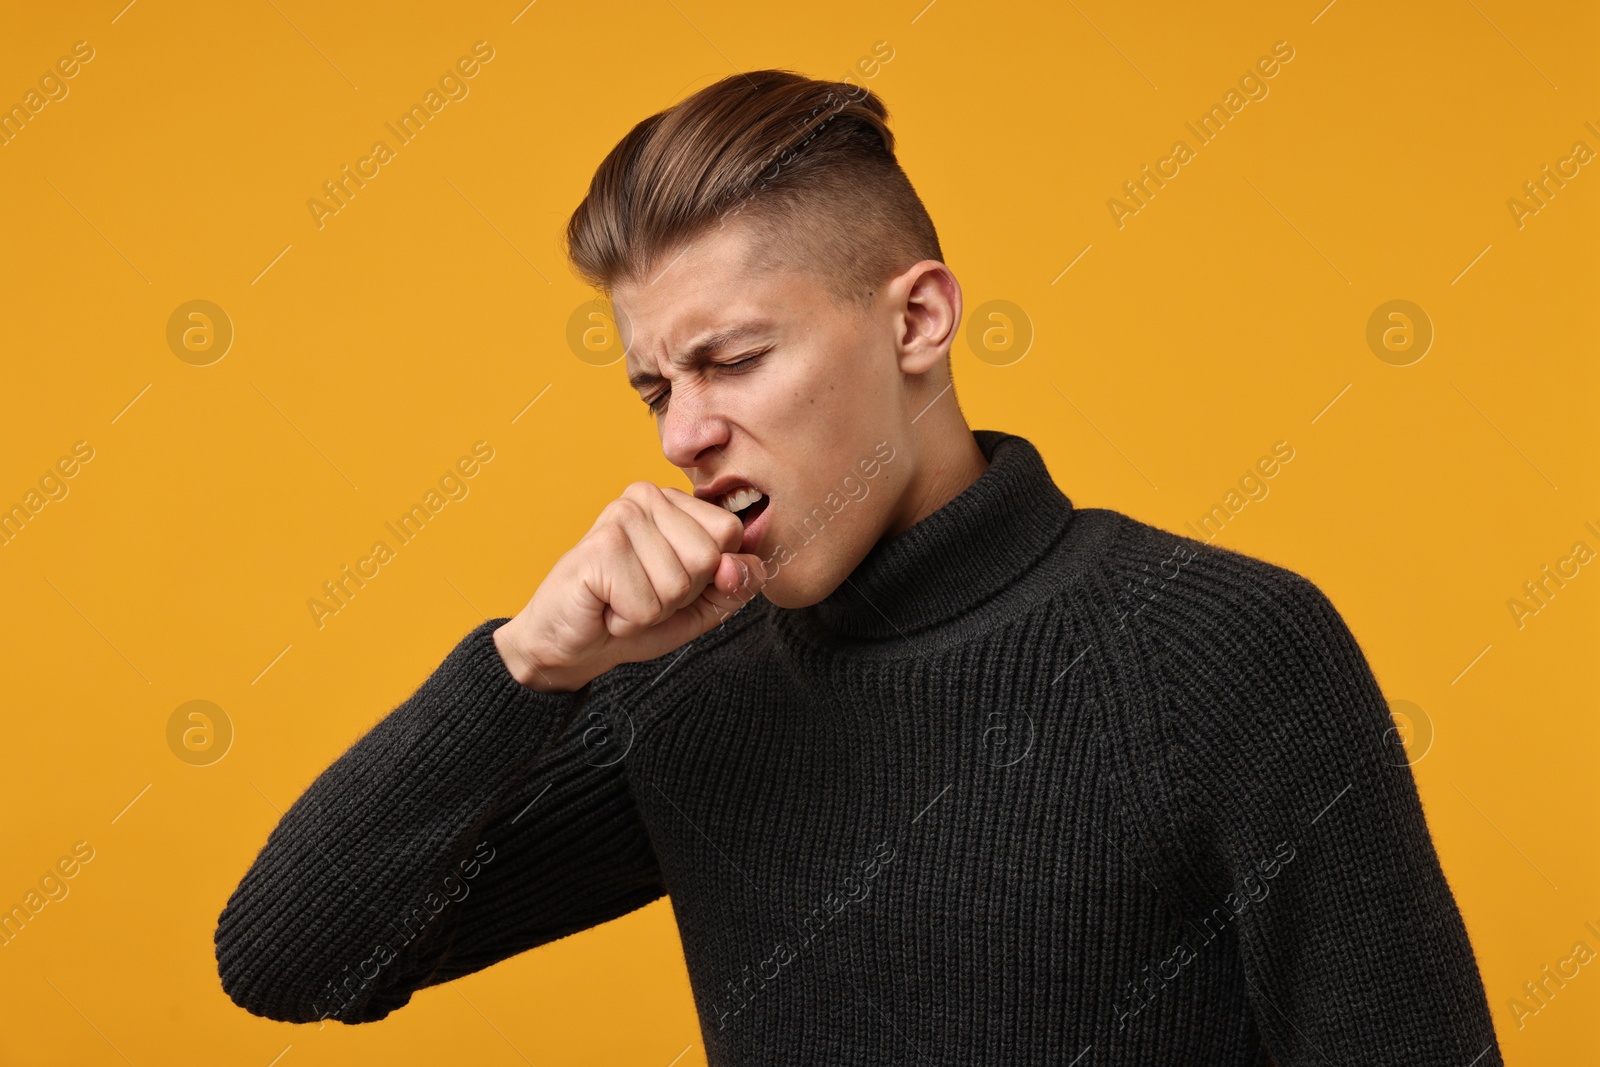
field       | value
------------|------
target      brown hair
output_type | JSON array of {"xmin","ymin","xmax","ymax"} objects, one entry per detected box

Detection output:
[{"xmin": 564, "ymin": 69, "xmax": 943, "ymax": 312}]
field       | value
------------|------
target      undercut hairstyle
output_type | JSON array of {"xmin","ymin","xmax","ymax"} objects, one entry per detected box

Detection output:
[{"xmin": 564, "ymin": 68, "xmax": 944, "ymax": 312}]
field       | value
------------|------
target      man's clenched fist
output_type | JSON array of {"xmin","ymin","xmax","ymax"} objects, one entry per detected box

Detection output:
[{"xmin": 493, "ymin": 481, "xmax": 768, "ymax": 692}]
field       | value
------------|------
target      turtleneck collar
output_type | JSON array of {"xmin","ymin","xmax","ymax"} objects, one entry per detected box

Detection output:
[{"xmin": 784, "ymin": 428, "xmax": 1076, "ymax": 643}]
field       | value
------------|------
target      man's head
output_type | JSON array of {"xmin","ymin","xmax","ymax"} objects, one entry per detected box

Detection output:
[{"xmin": 564, "ymin": 69, "xmax": 984, "ymax": 609}]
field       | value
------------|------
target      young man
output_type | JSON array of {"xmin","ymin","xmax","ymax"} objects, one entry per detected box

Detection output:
[{"xmin": 215, "ymin": 70, "xmax": 1503, "ymax": 1064}]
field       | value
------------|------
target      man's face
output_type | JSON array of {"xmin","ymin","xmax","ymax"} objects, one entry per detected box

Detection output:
[{"xmin": 612, "ymin": 218, "xmax": 915, "ymax": 609}]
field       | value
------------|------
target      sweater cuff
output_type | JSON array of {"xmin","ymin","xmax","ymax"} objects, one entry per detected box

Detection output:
[{"xmin": 411, "ymin": 617, "xmax": 594, "ymax": 778}]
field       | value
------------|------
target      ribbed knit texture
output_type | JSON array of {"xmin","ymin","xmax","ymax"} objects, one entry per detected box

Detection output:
[{"xmin": 214, "ymin": 428, "xmax": 1504, "ymax": 1065}]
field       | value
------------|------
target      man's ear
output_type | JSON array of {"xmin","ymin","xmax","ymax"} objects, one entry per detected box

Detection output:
[{"xmin": 893, "ymin": 261, "xmax": 961, "ymax": 377}]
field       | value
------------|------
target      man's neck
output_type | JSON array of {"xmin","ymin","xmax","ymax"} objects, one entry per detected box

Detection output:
[{"xmin": 884, "ymin": 420, "xmax": 989, "ymax": 539}]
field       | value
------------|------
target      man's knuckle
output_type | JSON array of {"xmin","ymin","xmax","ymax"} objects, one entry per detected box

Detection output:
[
  {"xmin": 661, "ymin": 572, "xmax": 694, "ymax": 605},
  {"xmin": 590, "ymin": 523, "xmax": 632, "ymax": 558},
  {"xmin": 688, "ymin": 545, "xmax": 722, "ymax": 577},
  {"xmin": 603, "ymin": 497, "xmax": 646, "ymax": 526}
]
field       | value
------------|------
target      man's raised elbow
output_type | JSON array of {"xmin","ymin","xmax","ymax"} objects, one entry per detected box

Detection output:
[{"xmin": 215, "ymin": 905, "xmax": 348, "ymax": 1025}]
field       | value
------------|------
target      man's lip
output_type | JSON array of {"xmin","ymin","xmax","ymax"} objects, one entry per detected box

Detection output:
[{"xmin": 740, "ymin": 495, "xmax": 773, "ymax": 556}]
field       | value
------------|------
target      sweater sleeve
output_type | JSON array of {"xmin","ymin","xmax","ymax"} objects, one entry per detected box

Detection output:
[
  {"xmin": 1147, "ymin": 561, "xmax": 1503, "ymax": 1065},
  {"xmin": 213, "ymin": 617, "xmax": 667, "ymax": 1024}
]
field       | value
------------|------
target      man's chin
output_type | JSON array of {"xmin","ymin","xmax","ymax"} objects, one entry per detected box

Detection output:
[
  {"xmin": 750, "ymin": 561, "xmax": 843, "ymax": 611},
  {"xmin": 755, "ymin": 582, "xmax": 806, "ymax": 610}
]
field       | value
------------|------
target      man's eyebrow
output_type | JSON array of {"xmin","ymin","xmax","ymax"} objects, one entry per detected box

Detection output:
[{"xmin": 626, "ymin": 321, "xmax": 772, "ymax": 390}]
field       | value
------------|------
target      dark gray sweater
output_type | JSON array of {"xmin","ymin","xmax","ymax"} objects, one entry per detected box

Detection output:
[{"xmin": 214, "ymin": 428, "xmax": 1503, "ymax": 1065}]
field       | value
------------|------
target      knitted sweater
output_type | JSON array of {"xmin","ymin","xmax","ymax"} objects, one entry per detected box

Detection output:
[{"xmin": 214, "ymin": 428, "xmax": 1503, "ymax": 1065}]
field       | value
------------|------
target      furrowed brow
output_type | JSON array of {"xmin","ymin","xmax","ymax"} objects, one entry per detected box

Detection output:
[{"xmin": 627, "ymin": 322, "xmax": 770, "ymax": 390}]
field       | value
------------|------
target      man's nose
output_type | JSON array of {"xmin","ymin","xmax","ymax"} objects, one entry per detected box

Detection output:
[{"xmin": 660, "ymin": 390, "xmax": 729, "ymax": 468}]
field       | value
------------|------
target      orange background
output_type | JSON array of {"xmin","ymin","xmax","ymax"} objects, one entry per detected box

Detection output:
[{"xmin": 1, "ymin": 0, "xmax": 1595, "ymax": 1062}]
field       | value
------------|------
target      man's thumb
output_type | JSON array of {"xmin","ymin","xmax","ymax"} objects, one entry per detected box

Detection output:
[
  {"xmin": 701, "ymin": 552, "xmax": 765, "ymax": 606},
  {"xmin": 666, "ymin": 553, "xmax": 767, "ymax": 642}
]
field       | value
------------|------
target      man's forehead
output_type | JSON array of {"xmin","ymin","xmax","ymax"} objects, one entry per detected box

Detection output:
[
  {"xmin": 617, "ymin": 217, "xmax": 767, "ymax": 316},
  {"xmin": 614, "ymin": 265, "xmax": 736, "ymax": 346},
  {"xmin": 613, "ymin": 224, "xmax": 827, "ymax": 381}
]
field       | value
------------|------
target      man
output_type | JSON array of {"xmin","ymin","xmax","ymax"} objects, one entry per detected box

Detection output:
[{"xmin": 215, "ymin": 69, "xmax": 1503, "ymax": 1064}]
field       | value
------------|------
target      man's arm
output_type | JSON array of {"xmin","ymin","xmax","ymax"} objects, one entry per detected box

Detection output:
[
  {"xmin": 214, "ymin": 477, "xmax": 767, "ymax": 1024},
  {"xmin": 1147, "ymin": 560, "xmax": 1503, "ymax": 1064},
  {"xmin": 213, "ymin": 617, "xmax": 665, "ymax": 1024}
]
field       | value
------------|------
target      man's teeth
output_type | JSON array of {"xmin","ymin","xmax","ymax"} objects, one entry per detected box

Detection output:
[{"xmin": 719, "ymin": 486, "xmax": 765, "ymax": 513}]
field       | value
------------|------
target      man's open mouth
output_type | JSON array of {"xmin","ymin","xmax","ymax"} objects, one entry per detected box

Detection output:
[
  {"xmin": 736, "ymin": 496, "xmax": 769, "ymax": 526},
  {"xmin": 718, "ymin": 486, "xmax": 770, "ymax": 526}
]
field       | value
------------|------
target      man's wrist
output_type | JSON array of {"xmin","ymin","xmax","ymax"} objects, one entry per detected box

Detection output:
[{"xmin": 492, "ymin": 620, "xmax": 582, "ymax": 693}]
